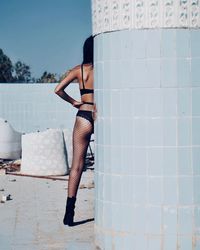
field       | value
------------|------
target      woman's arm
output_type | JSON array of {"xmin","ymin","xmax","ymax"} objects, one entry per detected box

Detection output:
[{"xmin": 54, "ymin": 67, "xmax": 80, "ymax": 106}]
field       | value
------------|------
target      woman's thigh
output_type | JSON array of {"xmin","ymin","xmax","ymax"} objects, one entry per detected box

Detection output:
[{"xmin": 72, "ymin": 116, "xmax": 93, "ymax": 164}]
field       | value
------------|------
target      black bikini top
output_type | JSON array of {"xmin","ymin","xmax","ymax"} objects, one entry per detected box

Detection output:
[{"xmin": 80, "ymin": 64, "xmax": 94, "ymax": 96}]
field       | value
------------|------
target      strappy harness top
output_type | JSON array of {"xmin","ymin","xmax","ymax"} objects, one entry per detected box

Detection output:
[{"xmin": 80, "ymin": 64, "xmax": 94, "ymax": 105}]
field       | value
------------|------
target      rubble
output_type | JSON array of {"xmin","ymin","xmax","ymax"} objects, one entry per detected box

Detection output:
[
  {"xmin": 0, "ymin": 159, "xmax": 21, "ymax": 173},
  {"xmin": 0, "ymin": 194, "xmax": 12, "ymax": 203},
  {"xmin": 0, "ymin": 169, "xmax": 6, "ymax": 175}
]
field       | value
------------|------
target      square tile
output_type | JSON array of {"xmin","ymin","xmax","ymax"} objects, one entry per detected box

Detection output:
[
  {"xmin": 163, "ymin": 236, "xmax": 177, "ymax": 250},
  {"xmin": 133, "ymin": 177, "xmax": 148, "ymax": 204},
  {"xmin": 191, "ymin": 30, "xmax": 200, "ymax": 57},
  {"xmin": 194, "ymin": 206, "xmax": 200, "ymax": 234},
  {"xmin": 133, "ymin": 89, "xmax": 148, "ymax": 117},
  {"xmin": 176, "ymin": 29, "xmax": 190, "ymax": 58},
  {"xmin": 111, "ymin": 90, "xmax": 120, "ymax": 117},
  {"xmin": 178, "ymin": 118, "xmax": 191, "ymax": 146},
  {"xmin": 110, "ymin": 146, "xmax": 122, "ymax": 174},
  {"xmin": 178, "ymin": 207, "xmax": 193, "ymax": 234},
  {"xmin": 121, "ymin": 175, "xmax": 134, "ymax": 204},
  {"xmin": 178, "ymin": 148, "xmax": 192, "ymax": 175},
  {"xmin": 110, "ymin": 31, "xmax": 122, "ymax": 60},
  {"xmin": 102, "ymin": 90, "xmax": 111, "ymax": 118},
  {"xmin": 163, "ymin": 88, "xmax": 177, "ymax": 116},
  {"xmin": 104, "ymin": 234, "xmax": 113, "ymax": 250},
  {"xmin": 192, "ymin": 118, "xmax": 200, "ymax": 145},
  {"xmin": 191, "ymin": 59, "xmax": 200, "ymax": 86},
  {"xmin": 120, "ymin": 89, "xmax": 133, "ymax": 117},
  {"xmin": 111, "ymin": 203, "xmax": 122, "ymax": 231},
  {"xmin": 120, "ymin": 60, "xmax": 132, "ymax": 88},
  {"xmin": 95, "ymin": 33, "xmax": 103, "ymax": 62},
  {"xmin": 147, "ymin": 118, "xmax": 163, "ymax": 146},
  {"xmin": 146, "ymin": 206, "xmax": 162, "ymax": 234},
  {"xmin": 121, "ymin": 118, "xmax": 134, "ymax": 146},
  {"xmin": 103, "ymin": 61, "xmax": 111, "ymax": 88},
  {"xmin": 121, "ymin": 146, "xmax": 134, "ymax": 175},
  {"xmin": 147, "ymin": 88, "xmax": 163, "ymax": 117},
  {"xmin": 163, "ymin": 118, "xmax": 177, "ymax": 146},
  {"xmin": 178, "ymin": 88, "xmax": 191, "ymax": 116},
  {"xmin": 164, "ymin": 177, "xmax": 178, "ymax": 205},
  {"xmin": 133, "ymin": 59, "xmax": 148, "ymax": 86},
  {"xmin": 148, "ymin": 148, "xmax": 163, "ymax": 176},
  {"xmin": 146, "ymin": 30, "xmax": 161, "ymax": 58},
  {"xmin": 111, "ymin": 175, "xmax": 122, "ymax": 203},
  {"xmin": 147, "ymin": 237, "xmax": 161, "ymax": 250},
  {"xmin": 121, "ymin": 30, "xmax": 133, "ymax": 60},
  {"xmin": 103, "ymin": 174, "xmax": 112, "ymax": 201},
  {"xmin": 103, "ymin": 202, "xmax": 113, "ymax": 230},
  {"xmin": 133, "ymin": 206, "xmax": 148, "ymax": 233},
  {"xmin": 192, "ymin": 88, "xmax": 200, "ymax": 116},
  {"xmin": 123, "ymin": 234, "xmax": 135, "ymax": 249},
  {"xmin": 132, "ymin": 30, "xmax": 146, "ymax": 59},
  {"xmin": 146, "ymin": 59, "xmax": 161, "ymax": 87},
  {"xmin": 163, "ymin": 207, "xmax": 177, "ymax": 235},
  {"xmin": 96, "ymin": 62, "xmax": 104, "ymax": 89},
  {"xmin": 161, "ymin": 29, "xmax": 176, "ymax": 58},
  {"xmin": 148, "ymin": 177, "xmax": 163, "ymax": 205},
  {"xmin": 179, "ymin": 177, "xmax": 193, "ymax": 205},
  {"xmin": 133, "ymin": 148, "xmax": 147, "ymax": 175},
  {"xmin": 194, "ymin": 176, "xmax": 200, "ymax": 204},
  {"xmin": 178, "ymin": 237, "xmax": 193, "ymax": 250},
  {"xmin": 103, "ymin": 145, "xmax": 111, "ymax": 174},
  {"xmin": 192, "ymin": 147, "xmax": 200, "ymax": 175},
  {"xmin": 161, "ymin": 59, "xmax": 177, "ymax": 87},
  {"xmin": 110, "ymin": 61, "xmax": 122, "ymax": 89},
  {"xmin": 121, "ymin": 204, "xmax": 133, "ymax": 232},
  {"xmin": 177, "ymin": 59, "xmax": 190, "ymax": 87},
  {"xmin": 110, "ymin": 118, "xmax": 121, "ymax": 145},
  {"xmin": 134, "ymin": 118, "xmax": 147, "ymax": 146},
  {"xmin": 103, "ymin": 118, "xmax": 111, "ymax": 145},
  {"xmin": 103, "ymin": 33, "xmax": 111, "ymax": 61},
  {"xmin": 135, "ymin": 235, "xmax": 148, "ymax": 249}
]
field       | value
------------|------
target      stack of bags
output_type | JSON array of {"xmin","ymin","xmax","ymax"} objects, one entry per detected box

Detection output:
[
  {"xmin": 0, "ymin": 118, "xmax": 73, "ymax": 176},
  {"xmin": 21, "ymin": 128, "xmax": 73, "ymax": 176}
]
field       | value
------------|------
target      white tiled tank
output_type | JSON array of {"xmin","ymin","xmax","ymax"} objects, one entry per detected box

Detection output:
[{"xmin": 92, "ymin": 1, "xmax": 200, "ymax": 249}]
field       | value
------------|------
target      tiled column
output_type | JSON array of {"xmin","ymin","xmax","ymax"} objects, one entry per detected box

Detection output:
[{"xmin": 92, "ymin": 1, "xmax": 200, "ymax": 250}]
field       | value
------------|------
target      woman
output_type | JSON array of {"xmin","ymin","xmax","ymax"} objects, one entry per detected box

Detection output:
[{"xmin": 54, "ymin": 36, "xmax": 95, "ymax": 226}]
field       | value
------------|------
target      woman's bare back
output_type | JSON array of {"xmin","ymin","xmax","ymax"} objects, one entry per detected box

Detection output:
[{"xmin": 77, "ymin": 64, "xmax": 94, "ymax": 111}]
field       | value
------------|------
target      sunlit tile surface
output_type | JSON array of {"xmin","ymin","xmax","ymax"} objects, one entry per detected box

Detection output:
[{"xmin": 94, "ymin": 29, "xmax": 200, "ymax": 250}]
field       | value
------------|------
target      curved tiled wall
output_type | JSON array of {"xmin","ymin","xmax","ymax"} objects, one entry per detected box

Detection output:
[
  {"xmin": 92, "ymin": 0, "xmax": 200, "ymax": 35},
  {"xmin": 93, "ymin": 1, "xmax": 200, "ymax": 250}
]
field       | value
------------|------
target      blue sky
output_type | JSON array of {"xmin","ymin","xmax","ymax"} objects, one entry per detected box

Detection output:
[{"xmin": 0, "ymin": 0, "xmax": 92, "ymax": 78}]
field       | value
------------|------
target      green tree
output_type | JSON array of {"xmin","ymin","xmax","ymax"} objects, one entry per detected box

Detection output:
[
  {"xmin": 13, "ymin": 61, "xmax": 31, "ymax": 83},
  {"xmin": 37, "ymin": 71, "xmax": 58, "ymax": 83},
  {"xmin": 58, "ymin": 70, "xmax": 78, "ymax": 83},
  {"xmin": 0, "ymin": 49, "xmax": 14, "ymax": 83}
]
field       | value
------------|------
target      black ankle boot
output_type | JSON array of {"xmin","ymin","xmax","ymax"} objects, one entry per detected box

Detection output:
[{"xmin": 63, "ymin": 196, "xmax": 76, "ymax": 226}]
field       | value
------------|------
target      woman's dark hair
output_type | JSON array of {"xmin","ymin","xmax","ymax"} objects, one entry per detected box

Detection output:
[{"xmin": 82, "ymin": 35, "xmax": 94, "ymax": 65}]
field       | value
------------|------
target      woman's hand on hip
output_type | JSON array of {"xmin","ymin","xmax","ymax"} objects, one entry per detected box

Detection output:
[{"xmin": 72, "ymin": 100, "xmax": 83, "ymax": 109}]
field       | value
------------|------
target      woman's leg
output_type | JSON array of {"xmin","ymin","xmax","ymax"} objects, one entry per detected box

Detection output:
[{"xmin": 67, "ymin": 116, "xmax": 93, "ymax": 198}]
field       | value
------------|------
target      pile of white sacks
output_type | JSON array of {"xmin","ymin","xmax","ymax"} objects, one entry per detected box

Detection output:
[
  {"xmin": 0, "ymin": 118, "xmax": 73, "ymax": 176},
  {"xmin": 0, "ymin": 118, "xmax": 22, "ymax": 160}
]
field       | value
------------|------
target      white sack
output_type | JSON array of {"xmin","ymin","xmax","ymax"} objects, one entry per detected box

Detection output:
[
  {"xmin": 0, "ymin": 118, "xmax": 22, "ymax": 160},
  {"xmin": 21, "ymin": 128, "xmax": 68, "ymax": 175}
]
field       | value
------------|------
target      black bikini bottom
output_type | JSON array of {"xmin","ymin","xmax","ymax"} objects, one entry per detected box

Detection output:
[{"xmin": 76, "ymin": 110, "xmax": 94, "ymax": 133}]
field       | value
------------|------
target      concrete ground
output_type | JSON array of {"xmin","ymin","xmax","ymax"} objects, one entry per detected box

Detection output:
[{"xmin": 0, "ymin": 169, "xmax": 96, "ymax": 250}]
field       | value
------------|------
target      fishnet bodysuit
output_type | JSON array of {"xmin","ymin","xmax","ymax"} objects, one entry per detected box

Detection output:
[{"xmin": 67, "ymin": 65, "xmax": 94, "ymax": 198}]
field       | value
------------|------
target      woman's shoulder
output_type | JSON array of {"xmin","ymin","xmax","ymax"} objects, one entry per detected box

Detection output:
[
  {"xmin": 69, "ymin": 64, "xmax": 82, "ymax": 72},
  {"xmin": 67, "ymin": 65, "xmax": 82, "ymax": 78}
]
